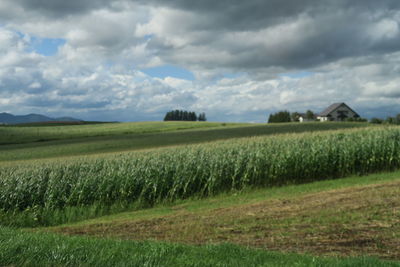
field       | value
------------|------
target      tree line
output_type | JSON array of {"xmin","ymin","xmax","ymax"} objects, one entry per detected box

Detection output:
[
  {"xmin": 370, "ymin": 114, "xmax": 400, "ymax": 125},
  {"xmin": 268, "ymin": 110, "xmax": 316, "ymax": 123},
  {"xmin": 268, "ymin": 109, "xmax": 399, "ymax": 124},
  {"xmin": 164, "ymin": 110, "xmax": 207, "ymax": 121}
]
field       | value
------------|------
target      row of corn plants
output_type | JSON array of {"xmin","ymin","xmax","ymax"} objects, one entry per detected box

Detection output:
[{"xmin": 1, "ymin": 127, "xmax": 400, "ymax": 226}]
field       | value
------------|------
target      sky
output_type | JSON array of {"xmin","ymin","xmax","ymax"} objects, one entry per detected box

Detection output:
[{"xmin": 1, "ymin": 1, "xmax": 400, "ymax": 122}]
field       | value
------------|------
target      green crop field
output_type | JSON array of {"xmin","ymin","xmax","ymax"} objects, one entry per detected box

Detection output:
[
  {"xmin": 1, "ymin": 121, "xmax": 399, "ymax": 266},
  {"xmin": 0, "ymin": 121, "xmax": 370, "ymax": 162},
  {"xmin": 0, "ymin": 125, "xmax": 397, "ymax": 226},
  {"xmin": 0, "ymin": 121, "xmax": 244, "ymax": 145}
]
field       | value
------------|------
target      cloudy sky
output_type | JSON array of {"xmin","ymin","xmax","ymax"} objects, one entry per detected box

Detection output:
[{"xmin": 1, "ymin": 0, "xmax": 400, "ymax": 122}]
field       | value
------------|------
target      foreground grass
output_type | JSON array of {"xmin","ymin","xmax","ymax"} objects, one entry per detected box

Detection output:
[
  {"xmin": 49, "ymin": 171, "xmax": 400, "ymax": 260},
  {"xmin": 1, "ymin": 227, "xmax": 398, "ymax": 266},
  {"xmin": 0, "ymin": 121, "xmax": 370, "ymax": 162}
]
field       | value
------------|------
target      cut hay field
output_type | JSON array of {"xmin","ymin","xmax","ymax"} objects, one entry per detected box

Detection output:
[
  {"xmin": 47, "ymin": 171, "xmax": 400, "ymax": 260},
  {"xmin": 1, "ymin": 121, "xmax": 399, "ymax": 266}
]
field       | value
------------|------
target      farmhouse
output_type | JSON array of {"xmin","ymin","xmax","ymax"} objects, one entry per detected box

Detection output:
[
  {"xmin": 298, "ymin": 113, "xmax": 316, "ymax": 122},
  {"xmin": 317, "ymin": 103, "xmax": 360, "ymax": 122}
]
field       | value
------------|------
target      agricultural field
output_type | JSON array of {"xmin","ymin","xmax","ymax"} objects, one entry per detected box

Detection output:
[
  {"xmin": 1, "ymin": 121, "xmax": 399, "ymax": 266},
  {"xmin": 0, "ymin": 121, "xmax": 243, "ymax": 145},
  {"xmin": 0, "ymin": 121, "xmax": 370, "ymax": 162}
]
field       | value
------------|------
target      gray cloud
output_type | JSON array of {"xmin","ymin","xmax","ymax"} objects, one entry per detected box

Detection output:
[
  {"xmin": 140, "ymin": 0, "xmax": 400, "ymax": 29},
  {"xmin": 9, "ymin": 0, "xmax": 117, "ymax": 17},
  {"xmin": 139, "ymin": 0, "xmax": 400, "ymax": 72}
]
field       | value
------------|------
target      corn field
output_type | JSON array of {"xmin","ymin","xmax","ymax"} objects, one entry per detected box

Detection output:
[{"xmin": 1, "ymin": 127, "xmax": 400, "ymax": 226}]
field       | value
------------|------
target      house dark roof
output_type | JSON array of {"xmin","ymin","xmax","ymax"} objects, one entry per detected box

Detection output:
[
  {"xmin": 318, "ymin": 102, "xmax": 359, "ymax": 117},
  {"xmin": 318, "ymin": 103, "xmax": 343, "ymax": 116}
]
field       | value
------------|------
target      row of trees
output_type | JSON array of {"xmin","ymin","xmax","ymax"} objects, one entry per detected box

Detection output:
[
  {"xmin": 268, "ymin": 110, "xmax": 399, "ymax": 123},
  {"xmin": 370, "ymin": 114, "xmax": 400, "ymax": 124},
  {"xmin": 164, "ymin": 110, "xmax": 207, "ymax": 121},
  {"xmin": 291, "ymin": 110, "xmax": 315, "ymax": 122},
  {"xmin": 163, "ymin": 109, "xmax": 400, "ymax": 124},
  {"xmin": 267, "ymin": 110, "xmax": 291, "ymax": 123},
  {"xmin": 268, "ymin": 110, "xmax": 368, "ymax": 123},
  {"xmin": 268, "ymin": 110, "xmax": 316, "ymax": 123}
]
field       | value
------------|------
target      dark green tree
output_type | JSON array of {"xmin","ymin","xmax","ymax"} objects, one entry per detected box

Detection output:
[
  {"xmin": 163, "ymin": 111, "xmax": 173, "ymax": 121},
  {"xmin": 268, "ymin": 110, "xmax": 291, "ymax": 123},
  {"xmin": 183, "ymin": 111, "xmax": 189, "ymax": 121},
  {"xmin": 198, "ymin": 112, "xmax": 207, "ymax": 121},
  {"xmin": 291, "ymin": 112, "xmax": 301, "ymax": 122},
  {"xmin": 370, "ymin": 117, "xmax": 383, "ymax": 124},
  {"xmin": 395, "ymin": 114, "xmax": 400, "ymax": 124},
  {"xmin": 385, "ymin": 116, "xmax": 395, "ymax": 124},
  {"xmin": 164, "ymin": 110, "xmax": 200, "ymax": 121},
  {"xmin": 189, "ymin": 112, "xmax": 197, "ymax": 121},
  {"xmin": 174, "ymin": 110, "xmax": 180, "ymax": 120},
  {"xmin": 305, "ymin": 110, "xmax": 315, "ymax": 120}
]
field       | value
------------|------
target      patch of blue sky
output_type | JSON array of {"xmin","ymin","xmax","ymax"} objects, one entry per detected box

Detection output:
[
  {"xmin": 142, "ymin": 64, "xmax": 195, "ymax": 80},
  {"xmin": 279, "ymin": 71, "xmax": 314, "ymax": 79},
  {"xmin": 14, "ymin": 30, "xmax": 25, "ymax": 39},
  {"xmin": 29, "ymin": 36, "xmax": 66, "ymax": 56}
]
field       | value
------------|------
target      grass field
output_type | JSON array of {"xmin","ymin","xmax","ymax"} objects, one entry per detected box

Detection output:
[
  {"xmin": 0, "ymin": 121, "xmax": 242, "ymax": 145},
  {"xmin": 2, "ymin": 226, "xmax": 398, "ymax": 267},
  {"xmin": 1, "ymin": 121, "xmax": 399, "ymax": 266}
]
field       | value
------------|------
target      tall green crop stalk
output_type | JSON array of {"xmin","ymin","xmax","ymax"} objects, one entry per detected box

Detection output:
[{"xmin": 1, "ymin": 127, "xmax": 400, "ymax": 226}]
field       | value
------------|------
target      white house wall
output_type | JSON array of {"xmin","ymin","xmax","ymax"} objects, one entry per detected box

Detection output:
[{"xmin": 317, "ymin": 116, "xmax": 329, "ymax": 122}]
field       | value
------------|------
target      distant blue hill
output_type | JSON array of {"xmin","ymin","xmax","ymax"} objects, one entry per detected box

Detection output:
[{"xmin": 0, "ymin": 112, "xmax": 82, "ymax": 124}]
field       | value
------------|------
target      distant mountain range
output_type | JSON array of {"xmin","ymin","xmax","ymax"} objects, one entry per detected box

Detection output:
[{"xmin": 0, "ymin": 112, "xmax": 82, "ymax": 124}]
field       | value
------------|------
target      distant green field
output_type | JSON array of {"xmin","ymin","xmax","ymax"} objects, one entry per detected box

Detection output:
[
  {"xmin": 5, "ymin": 121, "xmax": 110, "ymax": 127},
  {"xmin": 0, "ymin": 121, "xmax": 243, "ymax": 145},
  {"xmin": 0, "ymin": 121, "xmax": 371, "ymax": 162}
]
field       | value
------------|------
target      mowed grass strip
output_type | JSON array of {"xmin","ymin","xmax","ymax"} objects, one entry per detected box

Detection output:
[
  {"xmin": 1, "ymin": 227, "xmax": 399, "ymax": 267},
  {"xmin": 0, "ymin": 121, "xmax": 370, "ymax": 162},
  {"xmin": 51, "ymin": 174, "xmax": 400, "ymax": 260}
]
